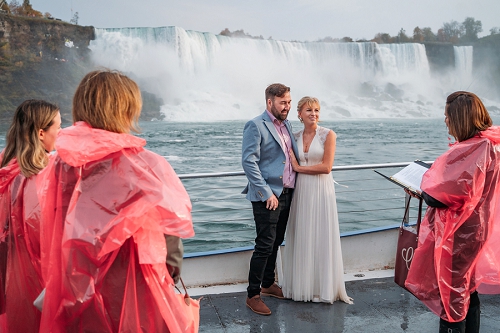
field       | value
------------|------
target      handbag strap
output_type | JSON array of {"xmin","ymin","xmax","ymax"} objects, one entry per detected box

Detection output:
[
  {"xmin": 401, "ymin": 195, "xmax": 411, "ymax": 226},
  {"xmin": 175, "ymin": 277, "xmax": 193, "ymax": 305},
  {"xmin": 175, "ymin": 277, "xmax": 189, "ymax": 296},
  {"xmin": 416, "ymin": 197, "xmax": 423, "ymax": 236},
  {"xmin": 401, "ymin": 195, "xmax": 424, "ymax": 237},
  {"xmin": 180, "ymin": 277, "xmax": 189, "ymax": 297}
]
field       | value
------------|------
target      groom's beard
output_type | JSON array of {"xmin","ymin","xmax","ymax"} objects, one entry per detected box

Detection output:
[{"xmin": 270, "ymin": 103, "xmax": 289, "ymax": 121}]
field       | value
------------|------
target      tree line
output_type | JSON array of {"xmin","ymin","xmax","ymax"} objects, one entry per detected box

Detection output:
[
  {"xmin": 369, "ymin": 17, "xmax": 491, "ymax": 44},
  {"xmin": 0, "ymin": 0, "xmax": 79, "ymax": 25},
  {"xmin": 221, "ymin": 17, "xmax": 499, "ymax": 44},
  {"xmin": 2, "ymin": 2, "xmax": 497, "ymax": 44}
]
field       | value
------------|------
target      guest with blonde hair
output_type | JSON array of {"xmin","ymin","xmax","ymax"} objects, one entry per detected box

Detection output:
[
  {"xmin": 38, "ymin": 69, "xmax": 197, "ymax": 332},
  {"xmin": 0, "ymin": 99, "xmax": 61, "ymax": 332}
]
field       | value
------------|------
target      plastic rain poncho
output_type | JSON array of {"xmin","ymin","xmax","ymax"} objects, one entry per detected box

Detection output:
[
  {"xmin": 0, "ymin": 155, "xmax": 45, "ymax": 332},
  {"xmin": 405, "ymin": 126, "xmax": 500, "ymax": 322},
  {"xmin": 37, "ymin": 122, "xmax": 195, "ymax": 333}
]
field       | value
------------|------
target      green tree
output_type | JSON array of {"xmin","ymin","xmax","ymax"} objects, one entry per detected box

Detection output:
[
  {"xmin": 437, "ymin": 28, "xmax": 447, "ymax": 42},
  {"xmin": 218, "ymin": 29, "xmax": 263, "ymax": 40},
  {"xmin": 9, "ymin": 0, "xmax": 41, "ymax": 16},
  {"xmin": 491, "ymin": 27, "xmax": 500, "ymax": 35},
  {"xmin": 219, "ymin": 28, "xmax": 231, "ymax": 36},
  {"xmin": 461, "ymin": 17, "xmax": 482, "ymax": 42},
  {"xmin": 8, "ymin": 0, "xmax": 20, "ymax": 14},
  {"xmin": 421, "ymin": 27, "xmax": 437, "ymax": 42},
  {"xmin": 397, "ymin": 28, "xmax": 410, "ymax": 43},
  {"xmin": 341, "ymin": 36, "xmax": 353, "ymax": 42},
  {"xmin": 70, "ymin": 11, "xmax": 79, "ymax": 25},
  {"xmin": 442, "ymin": 20, "xmax": 461, "ymax": 43},
  {"xmin": 373, "ymin": 33, "xmax": 392, "ymax": 44},
  {"xmin": 21, "ymin": 0, "xmax": 33, "ymax": 15},
  {"xmin": 317, "ymin": 36, "xmax": 339, "ymax": 42},
  {"xmin": 413, "ymin": 27, "xmax": 424, "ymax": 42}
]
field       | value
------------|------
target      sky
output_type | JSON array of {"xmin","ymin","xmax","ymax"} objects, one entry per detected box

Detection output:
[{"xmin": 30, "ymin": 0, "xmax": 500, "ymax": 42}]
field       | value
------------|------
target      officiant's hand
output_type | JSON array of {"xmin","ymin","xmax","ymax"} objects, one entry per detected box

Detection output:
[{"xmin": 404, "ymin": 188, "xmax": 422, "ymax": 198}]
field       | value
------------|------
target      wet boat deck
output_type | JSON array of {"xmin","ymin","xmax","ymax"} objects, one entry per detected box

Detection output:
[{"xmin": 197, "ymin": 277, "xmax": 500, "ymax": 333}]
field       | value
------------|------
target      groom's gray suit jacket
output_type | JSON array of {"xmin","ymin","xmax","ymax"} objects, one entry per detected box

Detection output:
[{"xmin": 242, "ymin": 111, "xmax": 299, "ymax": 202}]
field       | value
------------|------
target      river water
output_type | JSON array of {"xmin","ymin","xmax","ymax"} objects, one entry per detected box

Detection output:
[
  {"xmin": 133, "ymin": 117, "xmax": 454, "ymax": 253},
  {"xmin": 1, "ymin": 116, "xmax": 500, "ymax": 253}
]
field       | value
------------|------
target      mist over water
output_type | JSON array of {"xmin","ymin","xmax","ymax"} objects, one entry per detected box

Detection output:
[{"xmin": 89, "ymin": 26, "xmax": 497, "ymax": 122}]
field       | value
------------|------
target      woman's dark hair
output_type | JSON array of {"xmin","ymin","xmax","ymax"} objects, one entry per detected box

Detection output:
[{"xmin": 445, "ymin": 91, "xmax": 492, "ymax": 142}]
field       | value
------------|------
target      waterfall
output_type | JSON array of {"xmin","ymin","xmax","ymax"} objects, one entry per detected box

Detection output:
[
  {"xmin": 89, "ymin": 27, "xmax": 463, "ymax": 121},
  {"xmin": 378, "ymin": 44, "xmax": 430, "ymax": 76},
  {"xmin": 454, "ymin": 46, "xmax": 473, "ymax": 89}
]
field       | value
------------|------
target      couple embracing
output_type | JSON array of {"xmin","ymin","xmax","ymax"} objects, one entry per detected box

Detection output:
[{"xmin": 242, "ymin": 83, "xmax": 353, "ymax": 316}]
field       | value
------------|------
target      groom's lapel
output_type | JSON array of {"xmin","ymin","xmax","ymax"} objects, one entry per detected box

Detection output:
[
  {"xmin": 263, "ymin": 113, "xmax": 283, "ymax": 149},
  {"xmin": 285, "ymin": 119, "xmax": 299, "ymax": 156}
]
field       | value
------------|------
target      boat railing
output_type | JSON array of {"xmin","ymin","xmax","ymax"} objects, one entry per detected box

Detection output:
[{"xmin": 177, "ymin": 161, "xmax": 431, "ymax": 256}]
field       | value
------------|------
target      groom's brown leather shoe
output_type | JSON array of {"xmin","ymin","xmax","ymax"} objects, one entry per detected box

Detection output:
[
  {"xmin": 261, "ymin": 283, "xmax": 285, "ymax": 299},
  {"xmin": 246, "ymin": 295, "xmax": 271, "ymax": 315}
]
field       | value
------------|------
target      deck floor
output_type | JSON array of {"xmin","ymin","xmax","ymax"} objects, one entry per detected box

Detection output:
[{"xmin": 197, "ymin": 277, "xmax": 500, "ymax": 333}]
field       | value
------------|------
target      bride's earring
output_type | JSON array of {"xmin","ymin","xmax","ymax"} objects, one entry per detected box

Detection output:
[{"xmin": 298, "ymin": 115, "xmax": 303, "ymax": 123}]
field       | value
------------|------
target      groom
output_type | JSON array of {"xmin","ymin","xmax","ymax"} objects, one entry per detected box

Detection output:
[{"xmin": 242, "ymin": 83, "xmax": 299, "ymax": 315}]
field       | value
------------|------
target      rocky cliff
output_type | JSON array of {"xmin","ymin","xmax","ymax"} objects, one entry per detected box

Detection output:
[
  {"xmin": 0, "ymin": 13, "xmax": 94, "ymax": 121},
  {"xmin": 0, "ymin": 13, "xmax": 163, "ymax": 123},
  {"xmin": 423, "ymin": 42, "xmax": 455, "ymax": 73}
]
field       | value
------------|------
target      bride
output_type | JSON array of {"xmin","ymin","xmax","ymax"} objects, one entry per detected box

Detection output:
[{"xmin": 281, "ymin": 96, "xmax": 352, "ymax": 304}]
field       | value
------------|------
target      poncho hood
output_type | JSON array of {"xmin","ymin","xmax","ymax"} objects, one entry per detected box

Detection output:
[
  {"xmin": 478, "ymin": 125, "xmax": 500, "ymax": 145},
  {"xmin": 0, "ymin": 154, "xmax": 21, "ymax": 240},
  {"xmin": 56, "ymin": 121, "xmax": 146, "ymax": 167},
  {"xmin": 0, "ymin": 153, "xmax": 20, "ymax": 194}
]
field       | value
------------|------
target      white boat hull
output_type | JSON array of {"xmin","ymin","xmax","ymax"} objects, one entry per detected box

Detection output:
[{"xmin": 183, "ymin": 225, "xmax": 399, "ymax": 288}]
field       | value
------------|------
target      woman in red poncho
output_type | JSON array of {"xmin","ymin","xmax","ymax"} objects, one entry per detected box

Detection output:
[
  {"xmin": 405, "ymin": 91, "xmax": 500, "ymax": 333},
  {"xmin": 0, "ymin": 100, "xmax": 61, "ymax": 332},
  {"xmin": 38, "ymin": 70, "xmax": 197, "ymax": 332}
]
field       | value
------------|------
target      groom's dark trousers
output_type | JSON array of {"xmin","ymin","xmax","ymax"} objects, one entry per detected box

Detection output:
[{"xmin": 247, "ymin": 188, "xmax": 294, "ymax": 298}]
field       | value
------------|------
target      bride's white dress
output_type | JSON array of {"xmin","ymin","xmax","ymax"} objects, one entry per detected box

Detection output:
[{"xmin": 281, "ymin": 126, "xmax": 352, "ymax": 304}]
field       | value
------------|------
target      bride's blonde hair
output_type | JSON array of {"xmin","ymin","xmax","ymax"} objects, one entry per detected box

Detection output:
[{"xmin": 297, "ymin": 96, "xmax": 320, "ymax": 123}]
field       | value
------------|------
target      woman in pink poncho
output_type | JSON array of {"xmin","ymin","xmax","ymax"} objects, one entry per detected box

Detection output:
[
  {"xmin": 0, "ymin": 100, "xmax": 61, "ymax": 332},
  {"xmin": 38, "ymin": 70, "xmax": 197, "ymax": 332},
  {"xmin": 405, "ymin": 91, "xmax": 500, "ymax": 333}
]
